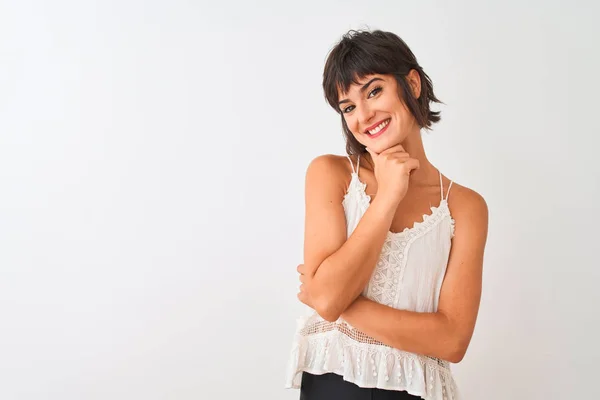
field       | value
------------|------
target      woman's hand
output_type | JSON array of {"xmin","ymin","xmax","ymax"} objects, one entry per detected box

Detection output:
[
  {"xmin": 296, "ymin": 263, "xmax": 316, "ymax": 309},
  {"xmin": 366, "ymin": 144, "xmax": 420, "ymax": 205}
]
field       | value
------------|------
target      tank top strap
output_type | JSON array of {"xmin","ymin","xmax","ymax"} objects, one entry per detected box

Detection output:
[
  {"xmin": 438, "ymin": 170, "xmax": 454, "ymax": 202},
  {"xmin": 346, "ymin": 154, "xmax": 360, "ymax": 177},
  {"xmin": 445, "ymin": 180, "xmax": 454, "ymax": 201}
]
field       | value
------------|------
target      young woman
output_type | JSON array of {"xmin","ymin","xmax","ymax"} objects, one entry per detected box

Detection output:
[{"xmin": 284, "ymin": 30, "xmax": 489, "ymax": 400}]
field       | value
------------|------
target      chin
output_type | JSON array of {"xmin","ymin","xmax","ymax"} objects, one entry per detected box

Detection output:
[
  {"xmin": 357, "ymin": 129, "xmax": 404, "ymax": 153},
  {"xmin": 375, "ymin": 137, "xmax": 404, "ymax": 152}
]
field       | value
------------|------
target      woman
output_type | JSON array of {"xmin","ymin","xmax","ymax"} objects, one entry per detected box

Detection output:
[{"xmin": 284, "ymin": 29, "xmax": 488, "ymax": 400}]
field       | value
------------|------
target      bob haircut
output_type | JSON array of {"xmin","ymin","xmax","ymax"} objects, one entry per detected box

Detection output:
[{"xmin": 322, "ymin": 29, "xmax": 443, "ymax": 156}]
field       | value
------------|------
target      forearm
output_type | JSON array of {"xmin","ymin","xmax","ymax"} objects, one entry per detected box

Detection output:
[
  {"xmin": 341, "ymin": 296, "xmax": 466, "ymax": 363},
  {"xmin": 311, "ymin": 196, "xmax": 396, "ymax": 320}
]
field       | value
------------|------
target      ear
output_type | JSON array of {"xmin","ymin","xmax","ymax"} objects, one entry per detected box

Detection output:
[{"xmin": 407, "ymin": 69, "xmax": 422, "ymax": 99}]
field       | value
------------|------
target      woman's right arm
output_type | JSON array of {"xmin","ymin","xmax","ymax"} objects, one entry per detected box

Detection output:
[{"xmin": 303, "ymin": 148, "xmax": 416, "ymax": 322}]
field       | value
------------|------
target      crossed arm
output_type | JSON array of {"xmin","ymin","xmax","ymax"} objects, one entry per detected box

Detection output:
[{"xmin": 296, "ymin": 155, "xmax": 488, "ymax": 363}]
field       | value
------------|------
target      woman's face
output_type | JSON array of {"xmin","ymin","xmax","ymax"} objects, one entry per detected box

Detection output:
[{"xmin": 337, "ymin": 72, "xmax": 420, "ymax": 153}]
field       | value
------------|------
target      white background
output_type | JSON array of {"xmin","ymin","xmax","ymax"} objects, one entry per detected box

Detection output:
[{"xmin": 1, "ymin": 0, "xmax": 599, "ymax": 399}]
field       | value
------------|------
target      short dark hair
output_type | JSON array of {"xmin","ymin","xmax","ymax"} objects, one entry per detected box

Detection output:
[{"xmin": 322, "ymin": 29, "xmax": 443, "ymax": 156}]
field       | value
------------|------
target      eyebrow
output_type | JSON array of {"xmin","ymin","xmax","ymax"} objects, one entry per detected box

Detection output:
[{"xmin": 338, "ymin": 77, "xmax": 384, "ymax": 106}]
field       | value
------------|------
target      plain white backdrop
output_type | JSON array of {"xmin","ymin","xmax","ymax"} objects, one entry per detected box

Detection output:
[{"xmin": 1, "ymin": 0, "xmax": 599, "ymax": 399}]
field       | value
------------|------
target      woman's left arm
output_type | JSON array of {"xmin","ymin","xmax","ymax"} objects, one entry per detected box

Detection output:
[{"xmin": 341, "ymin": 189, "xmax": 488, "ymax": 363}]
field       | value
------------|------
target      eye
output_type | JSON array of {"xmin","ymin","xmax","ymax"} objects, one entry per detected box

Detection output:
[
  {"xmin": 368, "ymin": 86, "xmax": 382, "ymax": 98},
  {"xmin": 342, "ymin": 105, "xmax": 355, "ymax": 114}
]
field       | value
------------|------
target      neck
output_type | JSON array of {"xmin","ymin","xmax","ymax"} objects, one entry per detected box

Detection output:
[{"xmin": 398, "ymin": 128, "xmax": 438, "ymax": 185}]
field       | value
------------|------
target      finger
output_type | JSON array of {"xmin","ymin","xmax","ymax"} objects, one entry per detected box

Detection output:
[
  {"xmin": 297, "ymin": 264, "xmax": 304, "ymax": 274},
  {"xmin": 380, "ymin": 144, "xmax": 406, "ymax": 155},
  {"xmin": 299, "ymin": 274, "xmax": 306, "ymax": 283},
  {"xmin": 386, "ymin": 152, "xmax": 411, "ymax": 160},
  {"xmin": 297, "ymin": 291, "xmax": 307, "ymax": 304},
  {"xmin": 402, "ymin": 158, "xmax": 420, "ymax": 173}
]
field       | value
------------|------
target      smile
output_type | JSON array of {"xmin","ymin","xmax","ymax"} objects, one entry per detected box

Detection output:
[{"xmin": 365, "ymin": 118, "xmax": 390, "ymax": 138}]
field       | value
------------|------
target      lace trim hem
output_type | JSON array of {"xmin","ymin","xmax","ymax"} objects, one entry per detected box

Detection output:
[{"xmin": 285, "ymin": 319, "xmax": 461, "ymax": 400}]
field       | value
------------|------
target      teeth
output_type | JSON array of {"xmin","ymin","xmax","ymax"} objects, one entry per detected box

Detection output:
[{"xmin": 368, "ymin": 119, "xmax": 389, "ymax": 135}]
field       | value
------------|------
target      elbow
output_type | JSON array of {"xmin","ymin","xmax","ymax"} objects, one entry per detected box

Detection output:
[
  {"xmin": 318, "ymin": 310, "xmax": 341, "ymax": 322},
  {"xmin": 313, "ymin": 296, "xmax": 342, "ymax": 322},
  {"xmin": 309, "ymin": 277, "xmax": 344, "ymax": 322},
  {"xmin": 446, "ymin": 338, "xmax": 469, "ymax": 364},
  {"xmin": 439, "ymin": 315, "xmax": 471, "ymax": 363},
  {"xmin": 446, "ymin": 348, "xmax": 466, "ymax": 364}
]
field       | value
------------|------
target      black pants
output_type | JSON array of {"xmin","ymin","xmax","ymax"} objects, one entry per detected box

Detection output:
[{"xmin": 300, "ymin": 372, "xmax": 423, "ymax": 400}]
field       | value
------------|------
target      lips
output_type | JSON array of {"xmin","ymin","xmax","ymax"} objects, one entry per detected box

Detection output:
[{"xmin": 365, "ymin": 118, "xmax": 391, "ymax": 139}]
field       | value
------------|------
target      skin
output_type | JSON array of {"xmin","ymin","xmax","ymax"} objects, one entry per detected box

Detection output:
[{"xmin": 296, "ymin": 71, "xmax": 489, "ymax": 363}]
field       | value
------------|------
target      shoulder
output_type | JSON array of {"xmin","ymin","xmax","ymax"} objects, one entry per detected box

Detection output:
[
  {"xmin": 447, "ymin": 182, "xmax": 489, "ymax": 234},
  {"xmin": 305, "ymin": 153, "xmax": 354, "ymax": 184},
  {"xmin": 306, "ymin": 154, "xmax": 353, "ymax": 175},
  {"xmin": 305, "ymin": 154, "xmax": 355, "ymax": 198}
]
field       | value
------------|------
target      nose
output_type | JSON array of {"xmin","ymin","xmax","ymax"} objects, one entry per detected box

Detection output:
[{"xmin": 357, "ymin": 104, "xmax": 375, "ymax": 130}]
